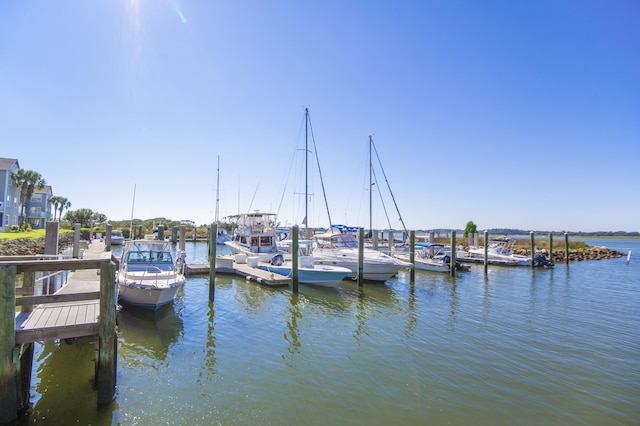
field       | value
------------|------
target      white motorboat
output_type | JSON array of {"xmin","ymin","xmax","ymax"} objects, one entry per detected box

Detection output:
[
  {"xmin": 224, "ymin": 211, "xmax": 282, "ymax": 262},
  {"xmin": 116, "ymin": 239, "xmax": 186, "ymax": 310},
  {"xmin": 312, "ymin": 230, "xmax": 412, "ymax": 282},
  {"xmin": 259, "ymin": 240, "xmax": 352, "ymax": 287},
  {"xmin": 393, "ymin": 242, "xmax": 469, "ymax": 273},
  {"xmin": 110, "ymin": 229, "xmax": 125, "ymax": 246},
  {"xmin": 457, "ymin": 238, "xmax": 533, "ymax": 266}
]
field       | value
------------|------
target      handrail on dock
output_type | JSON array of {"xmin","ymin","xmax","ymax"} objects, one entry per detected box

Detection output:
[{"xmin": 0, "ymin": 255, "xmax": 118, "ymax": 423}]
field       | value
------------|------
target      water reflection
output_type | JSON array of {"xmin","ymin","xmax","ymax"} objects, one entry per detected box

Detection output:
[
  {"xmin": 283, "ymin": 293, "xmax": 302, "ymax": 365},
  {"xmin": 198, "ymin": 300, "xmax": 217, "ymax": 384},
  {"xmin": 117, "ymin": 303, "xmax": 184, "ymax": 361}
]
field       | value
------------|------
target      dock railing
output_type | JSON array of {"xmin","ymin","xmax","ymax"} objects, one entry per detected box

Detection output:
[{"xmin": 0, "ymin": 256, "xmax": 118, "ymax": 423}]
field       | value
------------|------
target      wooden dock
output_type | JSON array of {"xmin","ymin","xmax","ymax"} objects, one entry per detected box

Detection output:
[
  {"xmin": 1, "ymin": 238, "xmax": 117, "ymax": 423},
  {"xmin": 185, "ymin": 255, "xmax": 291, "ymax": 287}
]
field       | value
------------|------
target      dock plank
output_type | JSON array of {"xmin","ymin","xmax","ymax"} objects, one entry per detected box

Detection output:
[{"xmin": 13, "ymin": 240, "xmax": 107, "ymax": 344}]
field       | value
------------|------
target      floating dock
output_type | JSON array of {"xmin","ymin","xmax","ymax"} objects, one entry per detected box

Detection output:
[{"xmin": 184, "ymin": 255, "xmax": 291, "ymax": 287}]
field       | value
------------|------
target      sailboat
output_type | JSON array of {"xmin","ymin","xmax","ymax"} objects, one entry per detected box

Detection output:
[
  {"xmin": 214, "ymin": 156, "xmax": 231, "ymax": 244},
  {"xmin": 296, "ymin": 110, "xmax": 411, "ymax": 282}
]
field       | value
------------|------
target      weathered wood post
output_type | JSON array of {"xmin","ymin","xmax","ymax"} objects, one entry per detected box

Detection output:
[
  {"xmin": 158, "ymin": 225, "xmax": 165, "ymax": 241},
  {"xmin": 192, "ymin": 225, "xmax": 197, "ymax": 241},
  {"xmin": 0, "ymin": 265, "xmax": 18, "ymax": 423},
  {"xmin": 388, "ymin": 230, "xmax": 394, "ymax": 252},
  {"xmin": 372, "ymin": 229, "xmax": 378, "ymax": 251},
  {"xmin": 179, "ymin": 225, "xmax": 186, "ymax": 252},
  {"xmin": 409, "ymin": 230, "xmax": 416, "ymax": 283},
  {"xmin": 530, "ymin": 231, "xmax": 535, "ymax": 268},
  {"xmin": 468, "ymin": 233, "xmax": 473, "ymax": 249},
  {"xmin": 208, "ymin": 224, "xmax": 217, "ymax": 302},
  {"xmin": 358, "ymin": 227, "xmax": 365, "ymax": 287},
  {"xmin": 549, "ymin": 233, "xmax": 554, "ymax": 263},
  {"xmin": 292, "ymin": 225, "xmax": 299, "ymax": 294},
  {"xmin": 73, "ymin": 223, "xmax": 81, "ymax": 259},
  {"xmin": 450, "ymin": 230, "xmax": 457, "ymax": 277},
  {"xmin": 171, "ymin": 226, "xmax": 178, "ymax": 244},
  {"xmin": 474, "ymin": 232, "xmax": 479, "ymax": 247},
  {"xmin": 105, "ymin": 224, "xmax": 112, "ymax": 251},
  {"xmin": 484, "ymin": 231, "xmax": 489, "ymax": 272},
  {"xmin": 137, "ymin": 225, "xmax": 143, "ymax": 239},
  {"xmin": 97, "ymin": 260, "xmax": 117, "ymax": 405},
  {"xmin": 564, "ymin": 232, "xmax": 570, "ymax": 264},
  {"xmin": 44, "ymin": 221, "xmax": 59, "ymax": 294}
]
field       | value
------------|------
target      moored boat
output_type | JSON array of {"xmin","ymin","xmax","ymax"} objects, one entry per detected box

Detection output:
[
  {"xmin": 224, "ymin": 211, "xmax": 282, "ymax": 262},
  {"xmin": 393, "ymin": 242, "xmax": 469, "ymax": 273},
  {"xmin": 312, "ymin": 230, "xmax": 412, "ymax": 281},
  {"xmin": 259, "ymin": 240, "xmax": 352, "ymax": 287},
  {"xmin": 116, "ymin": 239, "xmax": 186, "ymax": 310}
]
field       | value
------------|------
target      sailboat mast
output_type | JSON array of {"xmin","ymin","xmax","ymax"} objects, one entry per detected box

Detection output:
[
  {"xmin": 369, "ymin": 135, "xmax": 373, "ymax": 235},
  {"xmin": 215, "ymin": 155, "xmax": 220, "ymax": 224},
  {"xmin": 305, "ymin": 107, "xmax": 309, "ymax": 236},
  {"xmin": 129, "ymin": 183, "xmax": 136, "ymax": 239}
]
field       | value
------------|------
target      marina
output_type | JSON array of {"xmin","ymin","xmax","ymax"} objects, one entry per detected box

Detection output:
[{"xmin": 2, "ymin": 236, "xmax": 638, "ymax": 424}]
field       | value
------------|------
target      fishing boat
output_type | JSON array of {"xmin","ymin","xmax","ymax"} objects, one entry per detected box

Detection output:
[
  {"xmin": 392, "ymin": 242, "xmax": 469, "ymax": 273},
  {"xmin": 116, "ymin": 239, "xmax": 186, "ymax": 310},
  {"xmin": 259, "ymin": 240, "xmax": 352, "ymax": 287},
  {"xmin": 224, "ymin": 211, "xmax": 282, "ymax": 262}
]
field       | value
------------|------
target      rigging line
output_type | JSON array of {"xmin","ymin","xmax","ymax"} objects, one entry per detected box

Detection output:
[
  {"xmin": 247, "ymin": 182, "xmax": 260, "ymax": 213},
  {"xmin": 307, "ymin": 111, "xmax": 333, "ymax": 228},
  {"xmin": 372, "ymin": 167, "xmax": 393, "ymax": 230},
  {"xmin": 277, "ymin": 109, "xmax": 306, "ymax": 219},
  {"xmin": 371, "ymin": 138, "xmax": 408, "ymax": 235}
]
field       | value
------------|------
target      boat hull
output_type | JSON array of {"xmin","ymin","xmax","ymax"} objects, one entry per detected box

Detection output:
[
  {"xmin": 259, "ymin": 264, "xmax": 351, "ymax": 287},
  {"xmin": 117, "ymin": 280, "xmax": 185, "ymax": 310},
  {"xmin": 312, "ymin": 255, "xmax": 408, "ymax": 282}
]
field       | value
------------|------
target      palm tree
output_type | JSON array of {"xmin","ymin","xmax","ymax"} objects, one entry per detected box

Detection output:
[
  {"xmin": 59, "ymin": 198, "xmax": 71, "ymax": 221},
  {"xmin": 23, "ymin": 171, "xmax": 46, "ymax": 227},
  {"xmin": 49, "ymin": 195, "xmax": 64, "ymax": 220},
  {"xmin": 10, "ymin": 169, "xmax": 31, "ymax": 225}
]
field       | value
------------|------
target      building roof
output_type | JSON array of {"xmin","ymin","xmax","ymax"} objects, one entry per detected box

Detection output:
[{"xmin": 0, "ymin": 157, "xmax": 19, "ymax": 170}]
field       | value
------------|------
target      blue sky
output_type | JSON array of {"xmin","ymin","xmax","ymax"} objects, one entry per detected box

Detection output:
[{"xmin": 1, "ymin": 0, "xmax": 638, "ymax": 232}]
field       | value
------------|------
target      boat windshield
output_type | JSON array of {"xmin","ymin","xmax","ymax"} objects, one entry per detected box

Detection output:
[{"xmin": 317, "ymin": 233, "xmax": 359, "ymax": 249}]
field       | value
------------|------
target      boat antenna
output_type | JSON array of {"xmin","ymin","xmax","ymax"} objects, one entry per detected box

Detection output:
[
  {"xmin": 129, "ymin": 183, "xmax": 136, "ymax": 240},
  {"xmin": 247, "ymin": 182, "xmax": 260, "ymax": 212}
]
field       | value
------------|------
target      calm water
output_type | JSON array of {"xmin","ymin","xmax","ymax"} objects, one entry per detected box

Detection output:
[{"xmin": 17, "ymin": 239, "xmax": 639, "ymax": 425}]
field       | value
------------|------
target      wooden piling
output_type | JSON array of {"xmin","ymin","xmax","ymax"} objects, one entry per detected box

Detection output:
[
  {"xmin": 179, "ymin": 225, "xmax": 186, "ymax": 252},
  {"xmin": 484, "ymin": 231, "xmax": 489, "ymax": 272},
  {"xmin": 97, "ymin": 261, "xmax": 117, "ymax": 405},
  {"xmin": 450, "ymin": 231, "xmax": 457, "ymax": 277},
  {"xmin": 530, "ymin": 231, "xmax": 535, "ymax": 268},
  {"xmin": 73, "ymin": 223, "xmax": 81, "ymax": 259},
  {"xmin": 372, "ymin": 229, "xmax": 378, "ymax": 251},
  {"xmin": 409, "ymin": 230, "xmax": 415, "ymax": 283},
  {"xmin": 209, "ymin": 224, "xmax": 217, "ymax": 301},
  {"xmin": 549, "ymin": 233, "xmax": 553, "ymax": 262},
  {"xmin": 565, "ymin": 233, "xmax": 570, "ymax": 264},
  {"xmin": 292, "ymin": 225, "xmax": 299, "ymax": 293},
  {"xmin": 171, "ymin": 226, "xmax": 178, "ymax": 243},
  {"xmin": 158, "ymin": 225, "xmax": 165, "ymax": 241},
  {"xmin": 358, "ymin": 228, "xmax": 364, "ymax": 287},
  {"xmin": 0, "ymin": 265, "xmax": 18, "ymax": 423},
  {"xmin": 105, "ymin": 224, "xmax": 112, "ymax": 251}
]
